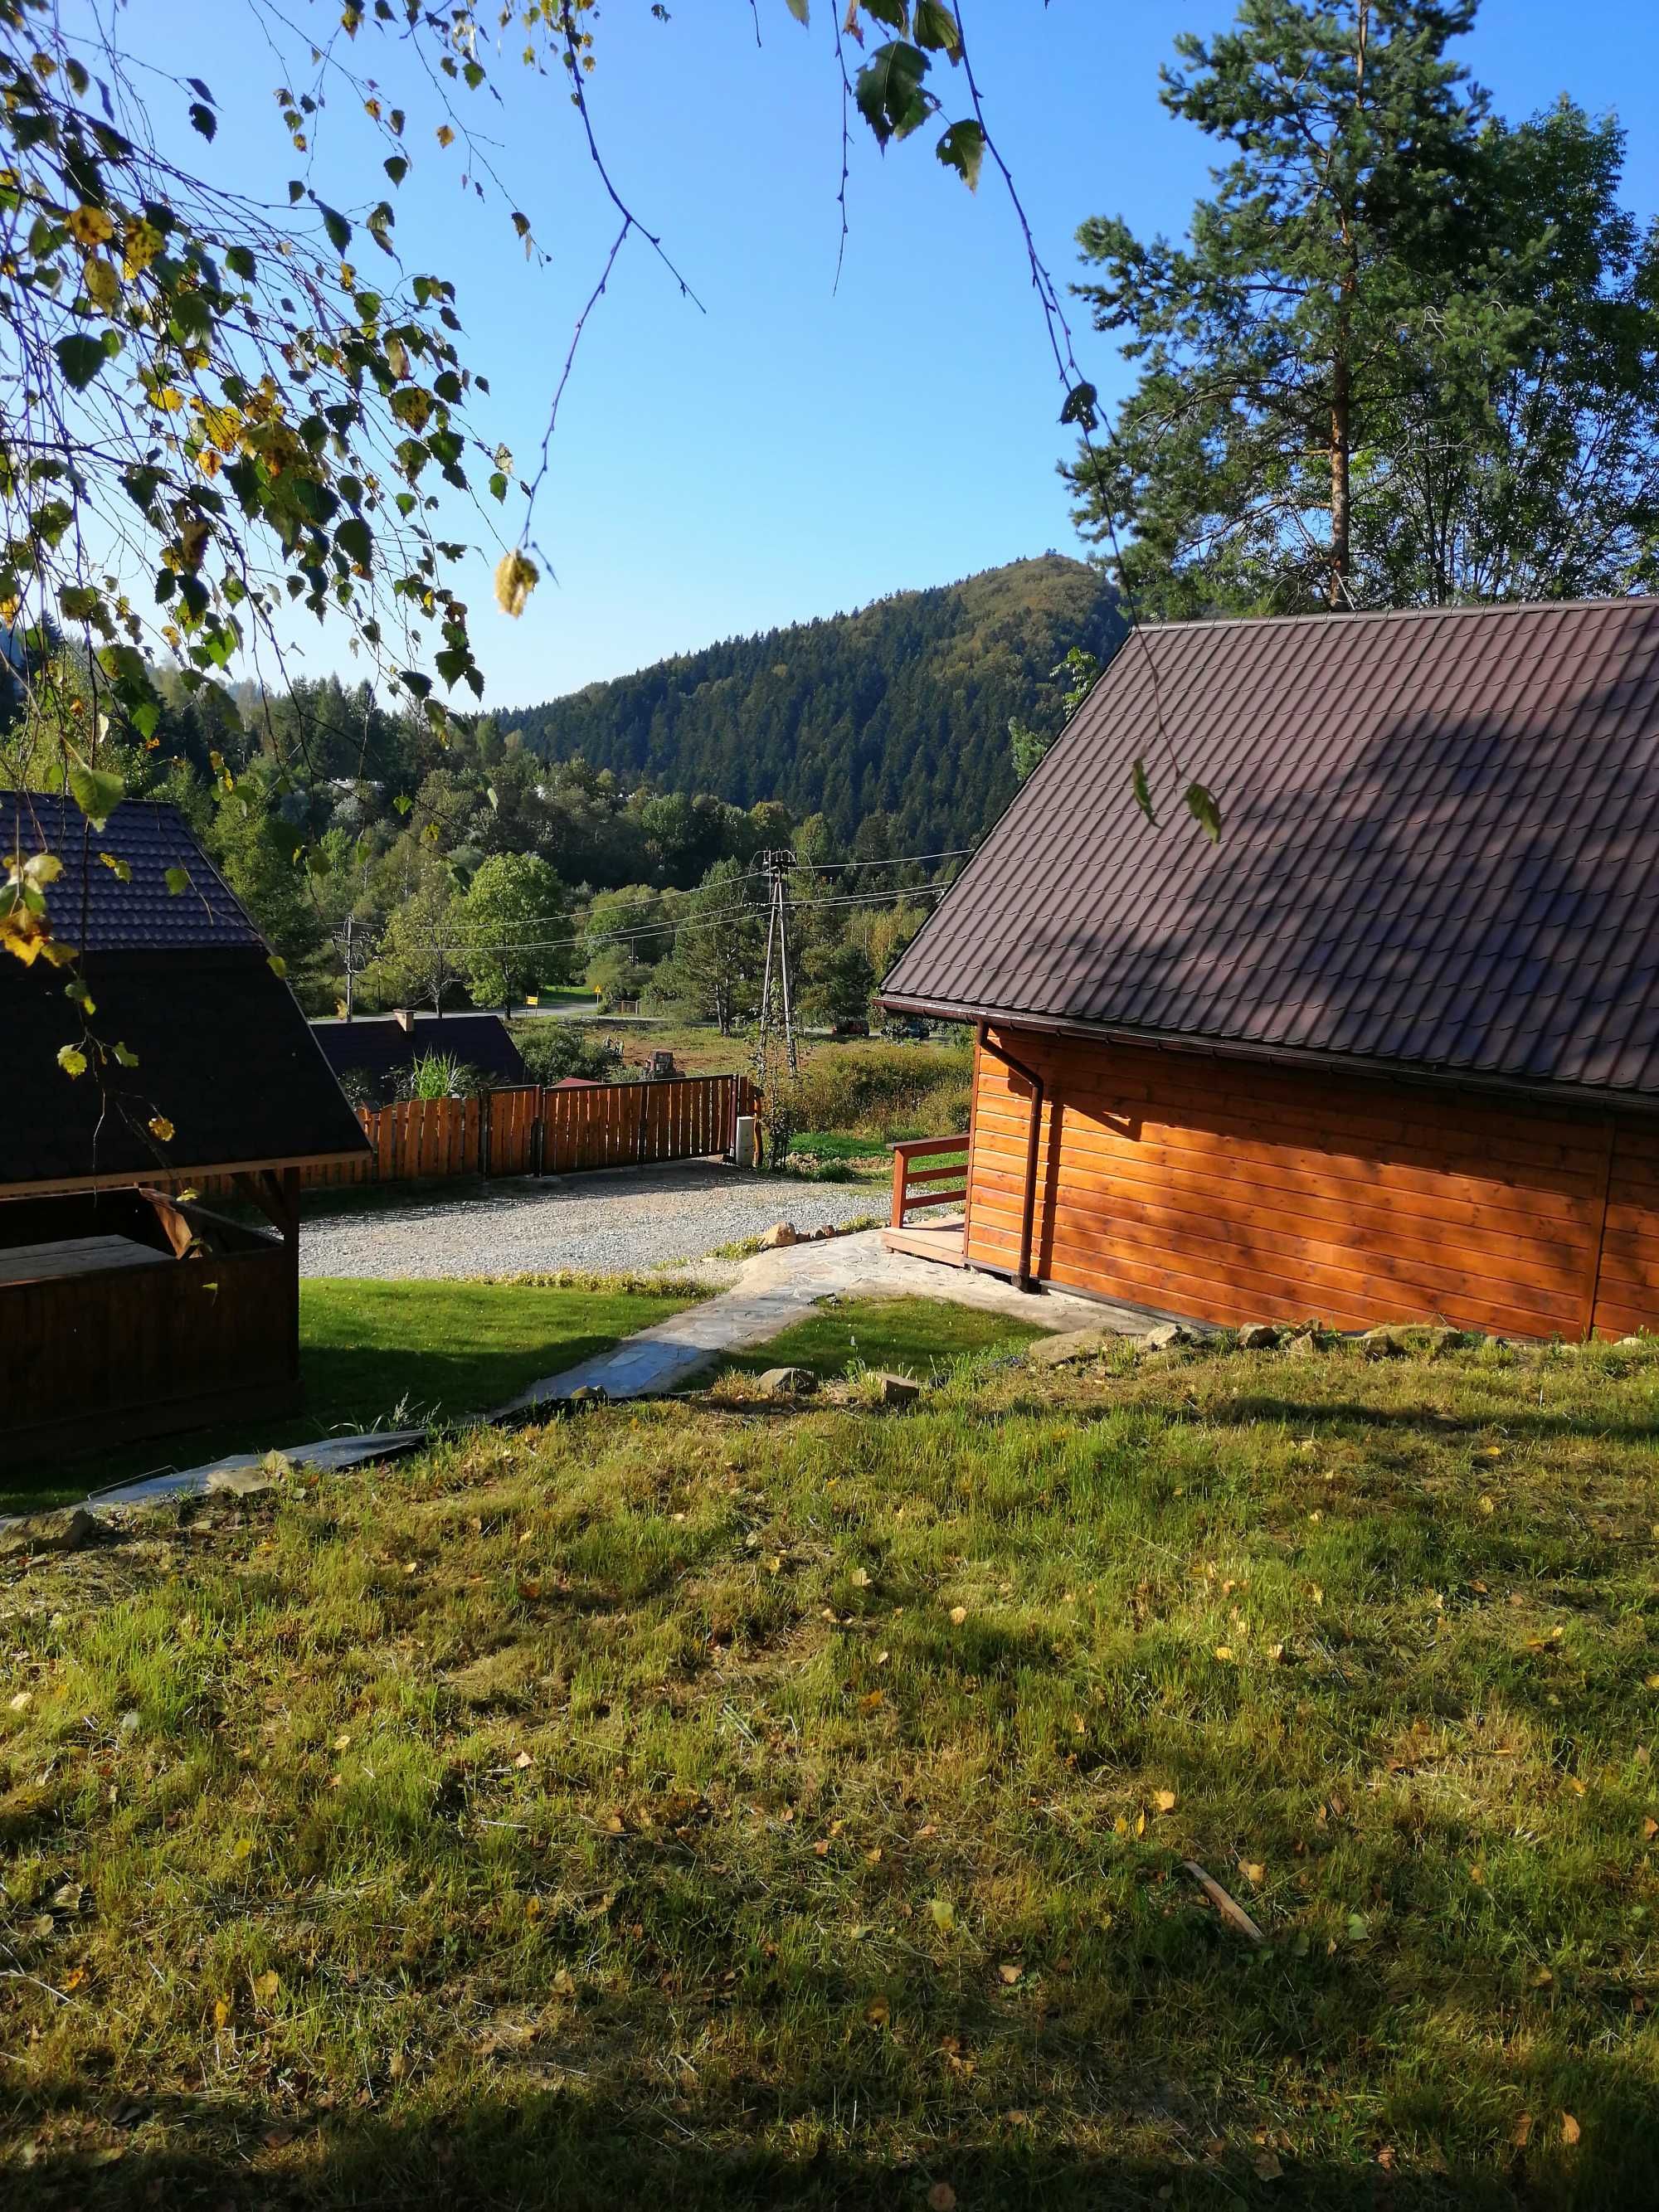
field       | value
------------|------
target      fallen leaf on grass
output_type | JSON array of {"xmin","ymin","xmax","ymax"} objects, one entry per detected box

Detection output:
[
  {"xmin": 332, "ymin": 1733, "xmax": 352, "ymax": 1753},
  {"xmin": 1253, "ymin": 2149, "xmax": 1283, "ymax": 2180},
  {"xmin": 8, "ymin": 1690, "xmax": 32, "ymax": 1712},
  {"xmin": 927, "ymin": 2186, "xmax": 957, "ymax": 2212},
  {"xmin": 1643, "ymin": 1816, "xmax": 1657, "ymax": 1841},
  {"xmin": 928, "ymin": 1898, "xmax": 956, "ymax": 1933},
  {"xmin": 525, "ymin": 1896, "xmax": 543, "ymax": 1921},
  {"xmin": 1214, "ymin": 1646, "xmax": 1235, "ymax": 1664},
  {"xmin": 1240, "ymin": 1861, "xmax": 1267, "ymax": 1884},
  {"xmin": 251, "ymin": 1971, "xmax": 280, "ymax": 2003},
  {"xmin": 1561, "ymin": 2112, "xmax": 1582, "ymax": 2146},
  {"xmin": 850, "ymin": 1568, "xmax": 871, "ymax": 1588},
  {"xmin": 513, "ymin": 1750, "xmax": 533, "ymax": 1770},
  {"xmin": 864, "ymin": 1996, "xmax": 890, "ymax": 2026},
  {"xmin": 1153, "ymin": 1788, "xmax": 1177, "ymax": 1813},
  {"xmin": 998, "ymin": 1962, "xmax": 1022, "ymax": 1986},
  {"xmin": 949, "ymin": 1605, "xmax": 967, "ymax": 1625},
  {"xmin": 1511, "ymin": 2112, "xmax": 1534, "ymax": 2147}
]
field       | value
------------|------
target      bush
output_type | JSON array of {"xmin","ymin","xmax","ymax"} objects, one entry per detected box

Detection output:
[
  {"xmin": 399, "ymin": 1052, "xmax": 489, "ymax": 1101},
  {"xmin": 786, "ymin": 1037, "xmax": 971, "ymax": 1139},
  {"xmin": 334, "ymin": 1064, "xmax": 379, "ymax": 1110},
  {"xmin": 513, "ymin": 1022, "xmax": 628, "ymax": 1086}
]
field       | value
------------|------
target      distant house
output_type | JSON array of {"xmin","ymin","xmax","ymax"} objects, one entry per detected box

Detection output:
[
  {"xmin": 882, "ymin": 598, "xmax": 1659, "ymax": 1341},
  {"xmin": 1, "ymin": 793, "xmax": 371, "ymax": 1465},
  {"xmin": 309, "ymin": 1009, "xmax": 529, "ymax": 1098}
]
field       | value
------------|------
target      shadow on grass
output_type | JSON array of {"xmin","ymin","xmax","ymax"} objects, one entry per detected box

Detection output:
[{"xmin": 11, "ymin": 2076, "xmax": 1654, "ymax": 2211}]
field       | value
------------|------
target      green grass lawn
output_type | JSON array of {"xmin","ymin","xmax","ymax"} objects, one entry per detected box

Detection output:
[
  {"xmin": 1, "ymin": 1276, "xmax": 702, "ymax": 1517},
  {"xmin": 4, "ymin": 1333, "xmax": 1659, "ymax": 2207},
  {"xmin": 718, "ymin": 1294, "xmax": 1044, "ymax": 1383}
]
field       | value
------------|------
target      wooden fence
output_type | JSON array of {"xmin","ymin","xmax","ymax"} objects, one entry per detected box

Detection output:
[{"xmin": 194, "ymin": 1075, "xmax": 754, "ymax": 1199}]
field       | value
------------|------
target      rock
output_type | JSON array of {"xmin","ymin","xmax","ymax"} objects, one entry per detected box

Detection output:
[
  {"xmin": 1284, "ymin": 1330, "xmax": 1320, "ymax": 1359},
  {"xmin": 566, "ymin": 1384, "xmax": 610, "ymax": 1407},
  {"xmin": 758, "ymin": 1366, "xmax": 818, "ymax": 1397},
  {"xmin": 2, "ymin": 1505, "xmax": 107, "ymax": 1558},
  {"xmin": 1419, "ymin": 1326, "xmax": 1468, "ymax": 1356},
  {"xmin": 207, "ymin": 1466, "xmax": 276, "ymax": 1499},
  {"xmin": 1140, "ymin": 1322, "xmax": 1191, "ymax": 1353},
  {"xmin": 873, "ymin": 1372, "xmax": 922, "ymax": 1407},
  {"xmin": 1616, "ymin": 1334, "xmax": 1646, "ymax": 1350},
  {"xmin": 758, "ymin": 1222, "xmax": 800, "ymax": 1250},
  {"xmin": 1029, "ymin": 1327, "xmax": 1117, "ymax": 1369},
  {"xmin": 1236, "ymin": 1323, "xmax": 1281, "ymax": 1350},
  {"xmin": 1360, "ymin": 1328, "xmax": 1407, "ymax": 1359}
]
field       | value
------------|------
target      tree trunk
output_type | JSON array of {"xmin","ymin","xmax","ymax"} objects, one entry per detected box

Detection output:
[{"xmin": 1330, "ymin": 333, "xmax": 1352, "ymax": 608}]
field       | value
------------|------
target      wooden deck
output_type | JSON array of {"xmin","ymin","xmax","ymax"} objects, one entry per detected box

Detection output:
[{"xmin": 881, "ymin": 1218, "xmax": 967, "ymax": 1266}]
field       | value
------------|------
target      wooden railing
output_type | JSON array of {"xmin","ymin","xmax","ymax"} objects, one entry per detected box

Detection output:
[
  {"xmin": 890, "ymin": 1135, "xmax": 971, "ymax": 1228},
  {"xmin": 190, "ymin": 1075, "xmax": 754, "ymax": 1199}
]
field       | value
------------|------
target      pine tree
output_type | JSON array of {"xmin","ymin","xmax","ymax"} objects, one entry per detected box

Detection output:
[{"xmin": 1068, "ymin": 1, "xmax": 1490, "ymax": 613}]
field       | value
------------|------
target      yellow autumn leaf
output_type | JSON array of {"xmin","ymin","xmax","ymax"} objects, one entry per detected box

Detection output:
[
  {"xmin": 1643, "ymin": 1816, "xmax": 1657, "ymax": 1840},
  {"xmin": 148, "ymin": 1114, "xmax": 175, "ymax": 1141},
  {"xmin": 1241, "ymin": 1860, "xmax": 1267, "ymax": 1884},
  {"xmin": 58, "ymin": 1044, "xmax": 87, "ymax": 1078},
  {"xmin": 251, "ymin": 1970, "xmax": 280, "ymax": 2002},
  {"xmin": 1478, "ymin": 1495, "xmax": 1496, "ymax": 1515},
  {"xmin": 149, "ymin": 385, "xmax": 186, "ymax": 411},
  {"xmin": 83, "ymin": 255, "xmax": 120, "ymax": 313},
  {"xmin": 494, "ymin": 547, "xmax": 538, "ymax": 618},
  {"xmin": 122, "ymin": 218, "xmax": 163, "ymax": 275},
  {"xmin": 864, "ymin": 1995, "xmax": 890, "ymax": 2026},
  {"xmin": 213, "ymin": 1995, "xmax": 232, "ymax": 2029},
  {"xmin": 1153, "ymin": 1789, "xmax": 1177, "ymax": 1813},
  {"xmin": 66, "ymin": 203, "xmax": 115, "ymax": 247},
  {"xmin": 1214, "ymin": 1646, "xmax": 1235, "ymax": 1663},
  {"xmin": 998, "ymin": 1962, "xmax": 1023, "ymax": 1985},
  {"xmin": 525, "ymin": 1895, "xmax": 543, "ymax": 1921},
  {"xmin": 927, "ymin": 1898, "xmax": 956, "ymax": 1933},
  {"xmin": 1561, "ymin": 2112, "xmax": 1582, "ymax": 2146},
  {"xmin": 927, "ymin": 2186, "xmax": 957, "ymax": 2212},
  {"xmin": 949, "ymin": 1604, "xmax": 967, "ymax": 1625},
  {"xmin": 436, "ymin": 123, "xmax": 455, "ymax": 147}
]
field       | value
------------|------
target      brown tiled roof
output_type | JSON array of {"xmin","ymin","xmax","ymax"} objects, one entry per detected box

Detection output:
[{"xmin": 882, "ymin": 598, "xmax": 1659, "ymax": 1104}]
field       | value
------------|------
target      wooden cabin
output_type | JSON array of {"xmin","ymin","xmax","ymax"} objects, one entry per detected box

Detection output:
[
  {"xmin": 2, "ymin": 794, "xmax": 372, "ymax": 1465},
  {"xmin": 880, "ymin": 598, "xmax": 1659, "ymax": 1341}
]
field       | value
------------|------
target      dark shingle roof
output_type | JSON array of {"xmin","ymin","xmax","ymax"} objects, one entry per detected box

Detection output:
[
  {"xmin": 2, "ymin": 792, "xmax": 259, "ymax": 950},
  {"xmin": 2, "ymin": 792, "xmax": 369, "ymax": 1191},
  {"xmin": 883, "ymin": 597, "xmax": 1659, "ymax": 1103}
]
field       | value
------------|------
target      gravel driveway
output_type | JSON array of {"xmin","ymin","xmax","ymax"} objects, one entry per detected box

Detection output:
[{"xmin": 299, "ymin": 1165, "xmax": 884, "ymax": 1281}]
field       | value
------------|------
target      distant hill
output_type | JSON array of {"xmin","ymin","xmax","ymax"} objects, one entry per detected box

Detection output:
[{"xmin": 502, "ymin": 555, "xmax": 1123, "ymax": 851}]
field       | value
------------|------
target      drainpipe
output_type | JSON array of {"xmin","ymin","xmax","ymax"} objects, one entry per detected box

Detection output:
[{"xmin": 980, "ymin": 1026, "xmax": 1045, "ymax": 1292}]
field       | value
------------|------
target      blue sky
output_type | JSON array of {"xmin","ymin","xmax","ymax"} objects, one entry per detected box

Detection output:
[{"xmin": 139, "ymin": 2, "xmax": 1659, "ymax": 708}]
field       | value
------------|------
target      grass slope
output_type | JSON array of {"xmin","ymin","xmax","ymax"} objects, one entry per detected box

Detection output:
[
  {"xmin": 718, "ymin": 1295, "xmax": 1043, "ymax": 1382},
  {"xmin": 2, "ymin": 1276, "xmax": 701, "ymax": 1516},
  {"xmin": 3, "ymin": 1334, "xmax": 1659, "ymax": 2208}
]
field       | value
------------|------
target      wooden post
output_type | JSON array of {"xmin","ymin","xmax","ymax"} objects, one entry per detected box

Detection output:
[{"xmin": 890, "ymin": 1145, "xmax": 907, "ymax": 1229}]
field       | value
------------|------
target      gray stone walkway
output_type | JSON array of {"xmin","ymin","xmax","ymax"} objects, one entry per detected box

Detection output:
[{"xmin": 43, "ymin": 1230, "xmax": 1130, "ymax": 1518}]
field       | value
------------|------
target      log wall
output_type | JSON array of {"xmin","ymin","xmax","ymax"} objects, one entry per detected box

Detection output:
[{"xmin": 966, "ymin": 1025, "xmax": 1659, "ymax": 1339}]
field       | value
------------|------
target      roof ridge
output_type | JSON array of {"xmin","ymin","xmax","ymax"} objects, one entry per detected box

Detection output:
[{"xmin": 1133, "ymin": 596, "xmax": 1655, "ymax": 639}]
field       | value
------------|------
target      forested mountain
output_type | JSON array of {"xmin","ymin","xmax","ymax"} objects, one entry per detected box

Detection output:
[{"xmin": 503, "ymin": 556, "xmax": 1123, "ymax": 851}]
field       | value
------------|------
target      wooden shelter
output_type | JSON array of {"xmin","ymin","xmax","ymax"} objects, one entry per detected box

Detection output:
[
  {"xmin": 881, "ymin": 599, "xmax": 1659, "ymax": 1340},
  {"xmin": 2, "ymin": 794, "xmax": 371, "ymax": 1465}
]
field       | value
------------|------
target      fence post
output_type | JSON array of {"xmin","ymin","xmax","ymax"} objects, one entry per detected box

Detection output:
[{"xmin": 479, "ymin": 1090, "xmax": 494, "ymax": 1179}]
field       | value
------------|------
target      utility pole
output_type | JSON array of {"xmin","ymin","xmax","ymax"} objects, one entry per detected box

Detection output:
[{"xmin": 754, "ymin": 848, "xmax": 798, "ymax": 1085}]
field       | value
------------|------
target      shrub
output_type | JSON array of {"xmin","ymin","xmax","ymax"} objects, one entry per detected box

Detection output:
[
  {"xmin": 513, "ymin": 1023, "xmax": 628, "ymax": 1086},
  {"xmin": 786, "ymin": 1037, "xmax": 971, "ymax": 1139},
  {"xmin": 399, "ymin": 1051, "xmax": 488, "ymax": 1101},
  {"xmin": 334, "ymin": 1064, "xmax": 379, "ymax": 1110}
]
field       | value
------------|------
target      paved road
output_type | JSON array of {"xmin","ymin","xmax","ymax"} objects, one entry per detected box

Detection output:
[{"xmin": 299, "ymin": 1164, "xmax": 885, "ymax": 1280}]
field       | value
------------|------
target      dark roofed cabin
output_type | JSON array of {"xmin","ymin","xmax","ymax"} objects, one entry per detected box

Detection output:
[
  {"xmin": 1, "ymin": 794, "xmax": 371, "ymax": 1466},
  {"xmin": 881, "ymin": 598, "xmax": 1659, "ymax": 1341},
  {"xmin": 309, "ymin": 1008, "xmax": 529, "ymax": 1096}
]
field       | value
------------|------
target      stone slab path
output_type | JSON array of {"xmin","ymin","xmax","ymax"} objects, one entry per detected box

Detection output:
[{"xmin": 36, "ymin": 1230, "xmax": 1136, "ymax": 1519}]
